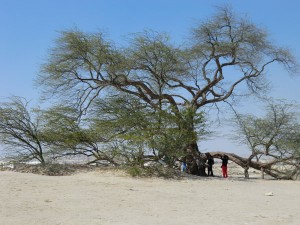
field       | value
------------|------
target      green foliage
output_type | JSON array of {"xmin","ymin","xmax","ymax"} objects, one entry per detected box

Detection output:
[
  {"xmin": 38, "ymin": 104, "xmax": 120, "ymax": 165},
  {"xmin": 0, "ymin": 97, "xmax": 46, "ymax": 164},
  {"xmin": 90, "ymin": 94, "xmax": 208, "ymax": 166},
  {"xmin": 234, "ymin": 101, "xmax": 300, "ymax": 157},
  {"xmin": 126, "ymin": 165, "xmax": 143, "ymax": 177},
  {"xmin": 128, "ymin": 30, "xmax": 186, "ymax": 88},
  {"xmin": 233, "ymin": 100, "xmax": 300, "ymax": 179}
]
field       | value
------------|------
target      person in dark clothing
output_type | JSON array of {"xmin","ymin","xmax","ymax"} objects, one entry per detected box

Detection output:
[
  {"xmin": 207, "ymin": 157, "xmax": 214, "ymax": 176},
  {"xmin": 221, "ymin": 154, "xmax": 229, "ymax": 178}
]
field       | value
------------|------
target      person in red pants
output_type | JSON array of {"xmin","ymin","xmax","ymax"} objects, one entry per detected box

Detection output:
[{"xmin": 221, "ymin": 154, "xmax": 229, "ymax": 178}]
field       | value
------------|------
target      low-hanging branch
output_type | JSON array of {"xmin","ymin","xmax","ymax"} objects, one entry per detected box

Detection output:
[{"xmin": 208, "ymin": 151, "xmax": 300, "ymax": 179}]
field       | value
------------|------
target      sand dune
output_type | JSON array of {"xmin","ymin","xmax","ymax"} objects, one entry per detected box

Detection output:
[{"xmin": 1, "ymin": 167, "xmax": 300, "ymax": 225}]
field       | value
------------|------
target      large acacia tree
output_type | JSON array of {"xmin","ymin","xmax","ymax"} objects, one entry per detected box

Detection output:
[{"xmin": 37, "ymin": 7, "xmax": 296, "ymax": 175}]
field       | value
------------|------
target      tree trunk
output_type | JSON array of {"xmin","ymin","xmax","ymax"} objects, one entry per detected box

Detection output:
[
  {"xmin": 244, "ymin": 167, "xmax": 249, "ymax": 179},
  {"xmin": 261, "ymin": 167, "xmax": 265, "ymax": 179},
  {"xmin": 185, "ymin": 142, "xmax": 207, "ymax": 176},
  {"xmin": 36, "ymin": 152, "xmax": 46, "ymax": 166},
  {"xmin": 181, "ymin": 108, "xmax": 208, "ymax": 176}
]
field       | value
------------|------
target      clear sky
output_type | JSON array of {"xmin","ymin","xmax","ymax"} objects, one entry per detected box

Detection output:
[{"xmin": 0, "ymin": 0, "xmax": 299, "ymax": 155}]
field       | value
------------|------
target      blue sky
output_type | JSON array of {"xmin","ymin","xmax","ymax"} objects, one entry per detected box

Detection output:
[{"xmin": 0, "ymin": 0, "xmax": 299, "ymax": 155}]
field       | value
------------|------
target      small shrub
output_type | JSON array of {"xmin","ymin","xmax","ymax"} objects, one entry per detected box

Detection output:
[
  {"xmin": 126, "ymin": 164, "xmax": 180, "ymax": 178},
  {"xmin": 127, "ymin": 166, "xmax": 142, "ymax": 177},
  {"xmin": 9, "ymin": 163, "xmax": 76, "ymax": 176},
  {"xmin": 42, "ymin": 163, "xmax": 76, "ymax": 176}
]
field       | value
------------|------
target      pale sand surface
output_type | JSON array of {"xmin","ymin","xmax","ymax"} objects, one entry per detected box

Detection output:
[{"xmin": 0, "ymin": 168, "xmax": 299, "ymax": 225}]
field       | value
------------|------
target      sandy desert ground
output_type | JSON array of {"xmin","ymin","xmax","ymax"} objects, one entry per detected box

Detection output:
[{"xmin": 0, "ymin": 165, "xmax": 299, "ymax": 225}]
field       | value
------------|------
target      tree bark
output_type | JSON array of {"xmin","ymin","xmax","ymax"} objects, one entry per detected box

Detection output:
[
  {"xmin": 261, "ymin": 167, "xmax": 265, "ymax": 179},
  {"xmin": 185, "ymin": 143, "xmax": 207, "ymax": 176}
]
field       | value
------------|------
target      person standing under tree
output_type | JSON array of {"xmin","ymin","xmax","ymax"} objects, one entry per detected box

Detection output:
[
  {"xmin": 207, "ymin": 156, "xmax": 214, "ymax": 176},
  {"xmin": 181, "ymin": 162, "xmax": 187, "ymax": 172},
  {"xmin": 221, "ymin": 154, "xmax": 229, "ymax": 178}
]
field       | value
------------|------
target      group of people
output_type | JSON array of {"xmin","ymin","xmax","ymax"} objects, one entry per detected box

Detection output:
[
  {"xmin": 206, "ymin": 154, "xmax": 229, "ymax": 177},
  {"xmin": 180, "ymin": 154, "xmax": 229, "ymax": 178}
]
